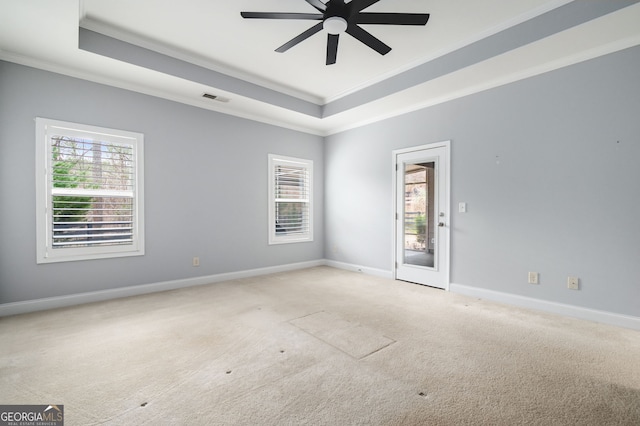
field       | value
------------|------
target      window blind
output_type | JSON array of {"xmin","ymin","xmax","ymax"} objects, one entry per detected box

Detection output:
[
  {"xmin": 274, "ymin": 164, "xmax": 310, "ymax": 235},
  {"xmin": 268, "ymin": 154, "xmax": 313, "ymax": 244},
  {"xmin": 50, "ymin": 136, "xmax": 135, "ymax": 249}
]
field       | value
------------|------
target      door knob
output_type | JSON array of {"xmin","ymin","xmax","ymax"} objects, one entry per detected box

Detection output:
[{"xmin": 438, "ymin": 222, "xmax": 445, "ymax": 227}]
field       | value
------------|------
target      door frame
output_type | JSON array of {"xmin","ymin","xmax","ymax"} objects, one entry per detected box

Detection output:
[{"xmin": 392, "ymin": 141, "xmax": 451, "ymax": 290}]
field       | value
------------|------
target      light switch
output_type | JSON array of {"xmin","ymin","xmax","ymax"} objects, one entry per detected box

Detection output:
[{"xmin": 459, "ymin": 202, "xmax": 467, "ymax": 213}]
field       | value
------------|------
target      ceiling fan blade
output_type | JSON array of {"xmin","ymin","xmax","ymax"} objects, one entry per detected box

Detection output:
[
  {"xmin": 275, "ymin": 22, "xmax": 324, "ymax": 53},
  {"xmin": 326, "ymin": 34, "xmax": 339, "ymax": 65},
  {"xmin": 348, "ymin": 0, "xmax": 381, "ymax": 13},
  {"xmin": 346, "ymin": 24, "xmax": 391, "ymax": 56},
  {"xmin": 356, "ymin": 13, "xmax": 430, "ymax": 26},
  {"xmin": 241, "ymin": 12, "xmax": 323, "ymax": 20},
  {"xmin": 305, "ymin": 0, "xmax": 327, "ymax": 12}
]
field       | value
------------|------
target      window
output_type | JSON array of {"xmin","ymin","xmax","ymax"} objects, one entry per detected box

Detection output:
[
  {"xmin": 268, "ymin": 154, "xmax": 313, "ymax": 244},
  {"xmin": 36, "ymin": 118, "xmax": 144, "ymax": 263}
]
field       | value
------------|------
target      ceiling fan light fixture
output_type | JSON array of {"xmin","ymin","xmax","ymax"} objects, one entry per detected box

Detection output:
[{"xmin": 323, "ymin": 16, "xmax": 347, "ymax": 34}]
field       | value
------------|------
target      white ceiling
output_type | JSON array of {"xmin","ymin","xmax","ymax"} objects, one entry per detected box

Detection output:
[{"xmin": 2, "ymin": 0, "xmax": 640, "ymax": 135}]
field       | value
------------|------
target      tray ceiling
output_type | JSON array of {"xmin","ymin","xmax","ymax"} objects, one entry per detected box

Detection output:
[{"xmin": 1, "ymin": 0, "xmax": 640, "ymax": 135}]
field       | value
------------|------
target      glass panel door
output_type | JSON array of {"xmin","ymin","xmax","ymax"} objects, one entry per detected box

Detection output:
[
  {"xmin": 403, "ymin": 162, "xmax": 435, "ymax": 268},
  {"xmin": 394, "ymin": 143, "xmax": 449, "ymax": 289}
]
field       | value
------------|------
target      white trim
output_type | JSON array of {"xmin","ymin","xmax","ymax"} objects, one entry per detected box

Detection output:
[
  {"xmin": 35, "ymin": 117, "xmax": 145, "ymax": 263},
  {"xmin": 268, "ymin": 154, "xmax": 314, "ymax": 245},
  {"xmin": 0, "ymin": 260, "xmax": 325, "ymax": 317},
  {"xmin": 79, "ymin": 16, "xmax": 324, "ymax": 105},
  {"xmin": 5, "ymin": 5, "xmax": 637, "ymax": 139},
  {"xmin": 450, "ymin": 283, "xmax": 640, "ymax": 331},
  {"xmin": 391, "ymin": 140, "xmax": 451, "ymax": 156},
  {"xmin": 323, "ymin": 0, "xmax": 575, "ymax": 103},
  {"xmin": 324, "ymin": 260, "xmax": 393, "ymax": 279},
  {"xmin": 2, "ymin": 262, "xmax": 637, "ymax": 331}
]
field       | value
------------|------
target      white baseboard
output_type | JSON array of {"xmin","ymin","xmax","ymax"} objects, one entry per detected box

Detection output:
[
  {"xmin": 450, "ymin": 283, "xmax": 640, "ymax": 331},
  {"xmin": 324, "ymin": 260, "xmax": 393, "ymax": 279},
  {"xmin": 0, "ymin": 260, "xmax": 325, "ymax": 317},
  {"xmin": 4, "ymin": 262, "xmax": 636, "ymax": 331}
]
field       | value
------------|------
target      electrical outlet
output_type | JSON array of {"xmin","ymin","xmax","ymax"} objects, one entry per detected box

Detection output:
[
  {"xmin": 567, "ymin": 276, "xmax": 579, "ymax": 290},
  {"xmin": 193, "ymin": 257, "xmax": 200, "ymax": 267},
  {"xmin": 528, "ymin": 272, "xmax": 539, "ymax": 284}
]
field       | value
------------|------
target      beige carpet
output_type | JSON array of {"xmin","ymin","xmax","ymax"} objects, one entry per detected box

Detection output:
[{"xmin": 1, "ymin": 266, "xmax": 639, "ymax": 425}]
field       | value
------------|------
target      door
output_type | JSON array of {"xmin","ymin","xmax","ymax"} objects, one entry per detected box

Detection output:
[{"xmin": 394, "ymin": 142, "xmax": 450, "ymax": 289}]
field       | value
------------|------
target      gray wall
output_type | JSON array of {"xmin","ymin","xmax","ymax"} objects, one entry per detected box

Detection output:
[
  {"xmin": 2, "ymin": 45, "xmax": 639, "ymax": 318},
  {"xmin": 325, "ymin": 46, "xmax": 640, "ymax": 317},
  {"xmin": 0, "ymin": 61, "xmax": 324, "ymax": 304}
]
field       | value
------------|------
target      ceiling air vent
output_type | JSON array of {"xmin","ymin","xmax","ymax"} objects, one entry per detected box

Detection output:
[{"xmin": 202, "ymin": 93, "xmax": 230, "ymax": 103}]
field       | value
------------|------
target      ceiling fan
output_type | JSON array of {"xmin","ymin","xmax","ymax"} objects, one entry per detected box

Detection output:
[{"xmin": 241, "ymin": 0, "xmax": 430, "ymax": 65}]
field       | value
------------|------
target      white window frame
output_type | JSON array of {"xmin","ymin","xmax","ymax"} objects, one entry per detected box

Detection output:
[
  {"xmin": 268, "ymin": 154, "xmax": 313, "ymax": 245},
  {"xmin": 35, "ymin": 118, "xmax": 145, "ymax": 263}
]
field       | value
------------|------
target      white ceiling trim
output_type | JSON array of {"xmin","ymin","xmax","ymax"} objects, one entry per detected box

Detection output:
[
  {"xmin": 322, "ymin": 0, "xmax": 575, "ymax": 104},
  {"xmin": 319, "ymin": 2, "xmax": 640, "ymax": 135},
  {"xmin": 3, "ymin": 1, "xmax": 638, "ymax": 138},
  {"xmin": 1, "ymin": 1, "xmax": 639, "ymax": 136},
  {"xmin": 78, "ymin": 16, "xmax": 326, "ymax": 106}
]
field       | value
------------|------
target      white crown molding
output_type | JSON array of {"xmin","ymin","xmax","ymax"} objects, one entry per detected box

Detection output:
[
  {"xmin": 79, "ymin": 17, "xmax": 324, "ymax": 105},
  {"xmin": 322, "ymin": 0, "xmax": 575, "ymax": 103}
]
